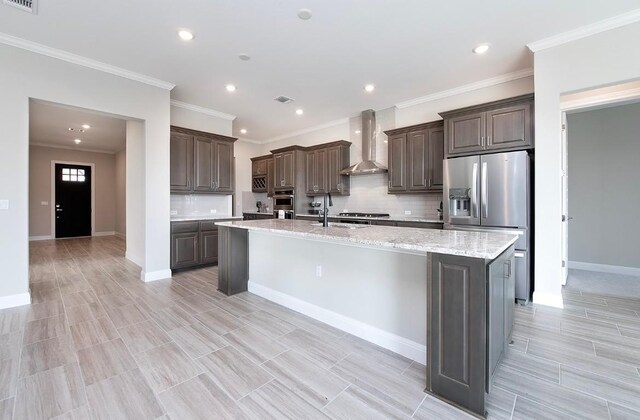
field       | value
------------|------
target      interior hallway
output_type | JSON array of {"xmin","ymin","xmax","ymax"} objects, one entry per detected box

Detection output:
[{"xmin": 0, "ymin": 237, "xmax": 637, "ymax": 419}]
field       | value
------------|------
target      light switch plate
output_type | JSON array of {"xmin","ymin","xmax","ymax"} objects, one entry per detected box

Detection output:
[
  {"xmin": 404, "ymin": 210, "xmax": 412, "ymax": 215},
  {"xmin": 210, "ymin": 209, "xmax": 217, "ymax": 214},
  {"xmin": 170, "ymin": 210, "xmax": 178, "ymax": 216},
  {"xmin": 0, "ymin": 200, "xmax": 8, "ymax": 210}
]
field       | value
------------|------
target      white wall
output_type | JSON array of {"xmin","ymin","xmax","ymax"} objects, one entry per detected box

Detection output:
[
  {"xmin": 534, "ymin": 22, "xmax": 640, "ymax": 306},
  {"xmin": 567, "ymin": 102, "xmax": 640, "ymax": 269},
  {"xmin": 170, "ymin": 105, "xmax": 232, "ymax": 136},
  {"xmin": 0, "ymin": 42, "xmax": 171, "ymax": 304},
  {"xmin": 125, "ymin": 121, "xmax": 145, "ymax": 267}
]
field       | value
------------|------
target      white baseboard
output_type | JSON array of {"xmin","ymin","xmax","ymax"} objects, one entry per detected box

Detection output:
[
  {"xmin": 0, "ymin": 292, "xmax": 31, "ymax": 309},
  {"xmin": 115, "ymin": 232, "xmax": 126, "ymax": 239},
  {"xmin": 569, "ymin": 261, "xmax": 640, "ymax": 277},
  {"xmin": 93, "ymin": 231, "xmax": 116, "ymax": 237},
  {"xmin": 142, "ymin": 269, "xmax": 172, "ymax": 283},
  {"xmin": 248, "ymin": 281, "xmax": 426, "ymax": 364},
  {"xmin": 533, "ymin": 291, "xmax": 564, "ymax": 308},
  {"xmin": 125, "ymin": 252, "xmax": 143, "ymax": 267},
  {"xmin": 29, "ymin": 235, "xmax": 53, "ymax": 241}
]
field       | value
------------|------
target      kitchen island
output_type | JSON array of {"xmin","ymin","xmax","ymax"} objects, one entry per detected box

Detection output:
[{"xmin": 215, "ymin": 219, "xmax": 517, "ymax": 417}]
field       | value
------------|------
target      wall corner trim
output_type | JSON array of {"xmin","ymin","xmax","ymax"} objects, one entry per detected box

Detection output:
[
  {"xmin": 532, "ymin": 291, "xmax": 564, "ymax": 308},
  {"xmin": 248, "ymin": 280, "xmax": 426, "ymax": 364},
  {"xmin": 142, "ymin": 269, "xmax": 172, "ymax": 283},
  {"xmin": 0, "ymin": 32, "xmax": 176, "ymax": 90},
  {"xmin": 170, "ymin": 100, "xmax": 236, "ymax": 121},
  {"xmin": 394, "ymin": 68, "xmax": 534, "ymax": 109},
  {"xmin": 0, "ymin": 292, "xmax": 31, "ymax": 310},
  {"xmin": 527, "ymin": 8, "xmax": 640, "ymax": 52}
]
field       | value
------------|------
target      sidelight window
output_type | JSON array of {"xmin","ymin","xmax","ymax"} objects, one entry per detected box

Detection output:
[{"xmin": 61, "ymin": 168, "xmax": 86, "ymax": 182}]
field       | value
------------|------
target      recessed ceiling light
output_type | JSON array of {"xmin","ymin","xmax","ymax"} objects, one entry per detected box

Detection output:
[
  {"xmin": 68, "ymin": 127, "xmax": 74, "ymax": 131},
  {"xmin": 238, "ymin": 53, "xmax": 251, "ymax": 61},
  {"xmin": 81, "ymin": 124, "xmax": 91, "ymax": 130},
  {"xmin": 178, "ymin": 30, "xmax": 194, "ymax": 41},
  {"xmin": 295, "ymin": 109, "xmax": 304, "ymax": 116},
  {"xmin": 74, "ymin": 139, "xmax": 82, "ymax": 144},
  {"xmin": 240, "ymin": 128, "xmax": 247, "ymax": 134},
  {"xmin": 297, "ymin": 8, "xmax": 312, "ymax": 20},
  {"xmin": 364, "ymin": 84, "xmax": 375, "ymax": 93},
  {"xmin": 355, "ymin": 130, "xmax": 361, "ymax": 134},
  {"xmin": 473, "ymin": 44, "xmax": 490, "ymax": 54},
  {"xmin": 225, "ymin": 84, "xmax": 237, "ymax": 92},
  {"xmin": 79, "ymin": 129, "xmax": 85, "ymax": 133}
]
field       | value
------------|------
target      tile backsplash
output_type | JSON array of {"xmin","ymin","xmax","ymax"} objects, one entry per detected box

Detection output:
[{"xmin": 170, "ymin": 194, "xmax": 232, "ymax": 216}]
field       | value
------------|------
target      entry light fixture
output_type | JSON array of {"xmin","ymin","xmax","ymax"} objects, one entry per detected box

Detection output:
[
  {"xmin": 364, "ymin": 84, "xmax": 375, "ymax": 93},
  {"xmin": 226, "ymin": 84, "xmax": 237, "ymax": 92}
]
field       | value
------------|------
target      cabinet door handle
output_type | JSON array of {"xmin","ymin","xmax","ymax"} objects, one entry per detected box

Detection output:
[{"xmin": 504, "ymin": 261, "xmax": 511, "ymax": 278}]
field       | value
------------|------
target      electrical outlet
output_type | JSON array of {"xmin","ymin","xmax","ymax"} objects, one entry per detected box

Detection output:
[
  {"xmin": 170, "ymin": 210, "xmax": 178, "ymax": 216},
  {"xmin": 315, "ymin": 265, "xmax": 322, "ymax": 277},
  {"xmin": 210, "ymin": 209, "xmax": 217, "ymax": 214},
  {"xmin": 404, "ymin": 210, "xmax": 412, "ymax": 215}
]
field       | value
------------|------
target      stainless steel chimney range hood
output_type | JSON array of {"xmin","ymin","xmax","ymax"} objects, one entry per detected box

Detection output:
[{"xmin": 340, "ymin": 109, "xmax": 387, "ymax": 175}]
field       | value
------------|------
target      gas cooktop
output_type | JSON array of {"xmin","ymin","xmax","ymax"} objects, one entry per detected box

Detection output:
[{"xmin": 338, "ymin": 212, "xmax": 390, "ymax": 218}]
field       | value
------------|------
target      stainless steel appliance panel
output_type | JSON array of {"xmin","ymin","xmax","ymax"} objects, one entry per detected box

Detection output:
[
  {"xmin": 480, "ymin": 151, "xmax": 528, "ymax": 228},
  {"xmin": 514, "ymin": 250, "xmax": 529, "ymax": 302},
  {"xmin": 443, "ymin": 155, "xmax": 480, "ymax": 226}
]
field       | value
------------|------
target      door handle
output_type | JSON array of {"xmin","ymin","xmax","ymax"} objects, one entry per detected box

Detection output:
[
  {"xmin": 514, "ymin": 252, "xmax": 525, "ymax": 258},
  {"xmin": 504, "ymin": 261, "xmax": 511, "ymax": 278},
  {"xmin": 56, "ymin": 208, "xmax": 63, "ymax": 212},
  {"xmin": 471, "ymin": 163, "xmax": 478, "ymax": 218},
  {"xmin": 482, "ymin": 161, "xmax": 488, "ymax": 218}
]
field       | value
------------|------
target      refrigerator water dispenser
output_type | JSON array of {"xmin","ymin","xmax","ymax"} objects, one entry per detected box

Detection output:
[{"xmin": 449, "ymin": 188, "xmax": 471, "ymax": 217}]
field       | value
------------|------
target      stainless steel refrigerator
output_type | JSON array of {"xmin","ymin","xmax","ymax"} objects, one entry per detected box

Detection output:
[{"xmin": 443, "ymin": 150, "xmax": 531, "ymax": 302}]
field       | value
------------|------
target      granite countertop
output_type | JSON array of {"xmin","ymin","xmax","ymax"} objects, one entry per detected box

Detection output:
[
  {"xmin": 294, "ymin": 214, "xmax": 443, "ymax": 224},
  {"xmin": 216, "ymin": 219, "xmax": 517, "ymax": 259},
  {"xmin": 242, "ymin": 211, "xmax": 274, "ymax": 215},
  {"xmin": 171, "ymin": 215, "xmax": 243, "ymax": 222}
]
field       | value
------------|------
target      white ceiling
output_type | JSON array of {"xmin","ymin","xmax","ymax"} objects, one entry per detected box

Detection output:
[
  {"xmin": 3, "ymin": 1, "xmax": 639, "ymax": 141},
  {"xmin": 29, "ymin": 100, "xmax": 126, "ymax": 153}
]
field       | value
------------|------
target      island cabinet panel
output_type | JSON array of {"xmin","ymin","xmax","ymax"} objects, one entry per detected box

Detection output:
[
  {"xmin": 387, "ymin": 134, "xmax": 407, "ymax": 192},
  {"xmin": 429, "ymin": 254, "xmax": 486, "ymax": 417},
  {"xmin": 440, "ymin": 94, "xmax": 534, "ymax": 157},
  {"xmin": 170, "ymin": 132, "xmax": 193, "ymax": 191},
  {"xmin": 170, "ymin": 126, "xmax": 237, "ymax": 194},
  {"xmin": 218, "ymin": 226, "xmax": 249, "ymax": 296}
]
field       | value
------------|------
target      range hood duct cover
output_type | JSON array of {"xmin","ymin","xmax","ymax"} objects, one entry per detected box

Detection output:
[{"xmin": 340, "ymin": 109, "xmax": 387, "ymax": 175}]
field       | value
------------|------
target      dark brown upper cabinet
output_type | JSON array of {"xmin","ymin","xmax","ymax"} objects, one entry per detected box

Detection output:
[
  {"xmin": 273, "ymin": 150, "xmax": 296, "ymax": 189},
  {"xmin": 170, "ymin": 132, "xmax": 193, "ymax": 191},
  {"xmin": 440, "ymin": 94, "xmax": 534, "ymax": 157},
  {"xmin": 385, "ymin": 121, "xmax": 444, "ymax": 194},
  {"xmin": 170, "ymin": 126, "xmax": 237, "ymax": 194},
  {"xmin": 250, "ymin": 155, "xmax": 272, "ymax": 194},
  {"xmin": 266, "ymin": 158, "xmax": 274, "ymax": 196},
  {"xmin": 304, "ymin": 141, "xmax": 351, "ymax": 196}
]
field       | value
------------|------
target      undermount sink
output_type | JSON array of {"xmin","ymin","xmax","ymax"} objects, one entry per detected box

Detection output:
[{"xmin": 312, "ymin": 222, "xmax": 370, "ymax": 229}]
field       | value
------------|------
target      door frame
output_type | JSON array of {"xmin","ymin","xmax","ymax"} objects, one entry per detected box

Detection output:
[
  {"xmin": 50, "ymin": 160, "xmax": 96, "ymax": 238},
  {"xmin": 559, "ymin": 82, "xmax": 640, "ymax": 286}
]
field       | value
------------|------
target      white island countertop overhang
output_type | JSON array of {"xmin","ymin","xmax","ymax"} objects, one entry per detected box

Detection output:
[{"xmin": 215, "ymin": 219, "xmax": 518, "ymax": 259}]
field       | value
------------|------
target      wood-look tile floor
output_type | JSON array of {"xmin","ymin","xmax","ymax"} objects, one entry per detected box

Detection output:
[{"xmin": 1, "ymin": 236, "xmax": 638, "ymax": 419}]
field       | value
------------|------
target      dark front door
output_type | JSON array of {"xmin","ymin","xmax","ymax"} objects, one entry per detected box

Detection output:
[{"xmin": 55, "ymin": 164, "xmax": 92, "ymax": 238}]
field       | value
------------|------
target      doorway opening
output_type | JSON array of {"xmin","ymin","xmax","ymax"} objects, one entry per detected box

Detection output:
[
  {"xmin": 53, "ymin": 162, "xmax": 94, "ymax": 238},
  {"xmin": 560, "ymin": 80, "xmax": 640, "ymax": 297}
]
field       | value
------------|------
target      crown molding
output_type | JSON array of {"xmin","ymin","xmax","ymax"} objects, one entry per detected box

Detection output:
[
  {"xmin": 0, "ymin": 32, "xmax": 175, "ymax": 90},
  {"xmin": 395, "ymin": 68, "xmax": 534, "ymax": 109},
  {"xmin": 30, "ymin": 142, "xmax": 118, "ymax": 155},
  {"xmin": 264, "ymin": 118, "xmax": 349, "ymax": 144},
  {"xmin": 170, "ymin": 100, "xmax": 236, "ymax": 121},
  {"xmin": 527, "ymin": 8, "xmax": 640, "ymax": 52},
  {"xmin": 236, "ymin": 137, "xmax": 262, "ymax": 145}
]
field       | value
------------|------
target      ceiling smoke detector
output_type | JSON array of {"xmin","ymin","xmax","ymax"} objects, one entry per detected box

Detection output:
[
  {"xmin": 297, "ymin": 8, "xmax": 312, "ymax": 20},
  {"xmin": 3, "ymin": 0, "xmax": 37, "ymax": 14},
  {"xmin": 274, "ymin": 95, "xmax": 294, "ymax": 104}
]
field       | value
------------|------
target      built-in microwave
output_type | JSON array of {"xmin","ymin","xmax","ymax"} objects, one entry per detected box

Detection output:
[{"xmin": 273, "ymin": 190, "xmax": 294, "ymax": 211}]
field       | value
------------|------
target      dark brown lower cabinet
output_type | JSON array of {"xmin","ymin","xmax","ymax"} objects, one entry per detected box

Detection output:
[
  {"xmin": 170, "ymin": 233, "xmax": 199, "ymax": 269},
  {"xmin": 199, "ymin": 230, "xmax": 219, "ymax": 265},
  {"xmin": 170, "ymin": 219, "xmax": 235, "ymax": 270},
  {"xmin": 218, "ymin": 226, "xmax": 248, "ymax": 296}
]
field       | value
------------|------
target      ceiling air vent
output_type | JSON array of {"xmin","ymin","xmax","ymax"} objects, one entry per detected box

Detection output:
[
  {"xmin": 274, "ymin": 95, "xmax": 294, "ymax": 104},
  {"xmin": 3, "ymin": 0, "xmax": 37, "ymax": 13}
]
